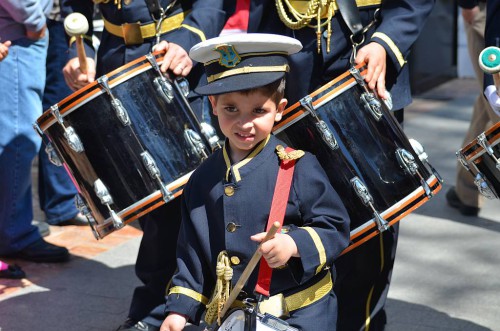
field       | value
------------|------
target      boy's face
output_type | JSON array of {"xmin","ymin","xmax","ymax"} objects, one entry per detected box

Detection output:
[{"xmin": 209, "ymin": 90, "xmax": 287, "ymax": 161}]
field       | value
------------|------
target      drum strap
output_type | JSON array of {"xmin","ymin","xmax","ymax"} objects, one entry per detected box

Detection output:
[
  {"xmin": 255, "ymin": 146, "xmax": 298, "ymax": 297},
  {"xmin": 336, "ymin": 0, "xmax": 363, "ymax": 37}
]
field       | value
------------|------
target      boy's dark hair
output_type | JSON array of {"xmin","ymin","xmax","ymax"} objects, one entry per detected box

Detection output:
[{"xmin": 213, "ymin": 78, "xmax": 286, "ymax": 104}]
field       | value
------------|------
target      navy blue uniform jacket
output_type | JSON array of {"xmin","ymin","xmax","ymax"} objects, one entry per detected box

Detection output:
[
  {"xmin": 248, "ymin": 0, "xmax": 435, "ymax": 109},
  {"xmin": 165, "ymin": 135, "xmax": 350, "ymax": 323}
]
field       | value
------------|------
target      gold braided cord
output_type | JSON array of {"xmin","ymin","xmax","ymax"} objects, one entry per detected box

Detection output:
[
  {"xmin": 275, "ymin": 0, "xmax": 334, "ymax": 53},
  {"xmin": 204, "ymin": 251, "xmax": 233, "ymax": 326}
]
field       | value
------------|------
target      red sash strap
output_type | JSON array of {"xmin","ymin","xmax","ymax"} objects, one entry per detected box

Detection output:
[{"xmin": 254, "ymin": 147, "xmax": 297, "ymax": 297}]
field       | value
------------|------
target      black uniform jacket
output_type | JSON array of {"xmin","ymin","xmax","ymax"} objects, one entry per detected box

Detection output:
[
  {"xmin": 247, "ymin": 0, "xmax": 435, "ymax": 109},
  {"xmin": 165, "ymin": 135, "xmax": 350, "ymax": 323},
  {"xmin": 61, "ymin": 0, "xmax": 231, "ymax": 77}
]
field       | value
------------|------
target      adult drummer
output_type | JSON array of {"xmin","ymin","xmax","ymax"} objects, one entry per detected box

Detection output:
[
  {"xmin": 60, "ymin": 1, "xmax": 233, "ymax": 330},
  {"xmin": 483, "ymin": 0, "xmax": 500, "ymax": 114},
  {"xmin": 247, "ymin": 1, "xmax": 435, "ymax": 330}
]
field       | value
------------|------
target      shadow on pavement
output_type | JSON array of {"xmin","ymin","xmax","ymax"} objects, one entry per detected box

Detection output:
[
  {"xmin": 0, "ymin": 255, "xmax": 139, "ymax": 331},
  {"xmin": 386, "ymin": 298, "xmax": 492, "ymax": 331}
]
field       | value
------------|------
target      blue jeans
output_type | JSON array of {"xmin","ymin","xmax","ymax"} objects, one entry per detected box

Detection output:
[
  {"xmin": 38, "ymin": 20, "xmax": 79, "ymax": 224},
  {"xmin": 0, "ymin": 36, "xmax": 48, "ymax": 255}
]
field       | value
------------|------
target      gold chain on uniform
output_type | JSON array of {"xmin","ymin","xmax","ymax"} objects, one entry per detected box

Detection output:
[
  {"xmin": 275, "ymin": 0, "xmax": 335, "ymax": 53},
  {"xmin": 93, "ymin": 0, "xmax": 122, "ymax": 10}
]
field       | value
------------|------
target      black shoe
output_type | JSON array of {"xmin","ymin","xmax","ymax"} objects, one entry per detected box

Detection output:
[
  {"xmin": 115, "ymin": 319, "xmax": 159, "ymax": 331},
  {"xmin": 32, "ymin": 220, "xmax": 50, "ymax": 237},
  {"xmin": 57, "ymin": 212, "xmax": 88, "ymax": 226},
  {"xmin": 0, "ymin": 264, "xmax": 26, "ymax": 279},
  {"xmin": 446, "ymin": 187, "xmax": 480, "ymax": 216},
  {"xmin": 8, "ymin": 238, "xmax": 70, "ymax": 263}
]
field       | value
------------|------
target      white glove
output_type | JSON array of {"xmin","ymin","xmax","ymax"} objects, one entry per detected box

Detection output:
[{"xmin": 484, "ymin": 85, "xmax": 500, "ymax": 116}]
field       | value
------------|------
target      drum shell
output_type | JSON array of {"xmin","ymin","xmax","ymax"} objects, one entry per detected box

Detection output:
[
  {"xmin": 36, "ymin": 53, "xmax": 210, "ymax": 237},
  {"xmin": 460, "ymin": 121, "xmax": 500, "ymax": 196},
  {"xmin": 274, "ymin": 66, "xmax": 441, "ymax": 250}
]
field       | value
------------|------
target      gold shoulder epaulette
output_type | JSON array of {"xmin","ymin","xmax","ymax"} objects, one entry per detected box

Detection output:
[{"xmin": 276, "ymin": 145, "xmax": 305, "ymax": 161}]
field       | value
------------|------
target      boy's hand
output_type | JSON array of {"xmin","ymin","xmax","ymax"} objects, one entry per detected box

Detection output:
[
  {"xmin": 160, "ymin": 313, "xmax": 188, "ymax": 331},
  {"xmin": 354, "ymin": 42, "xmax": 388, "ymax": 100},
  {"xmin": 484, "ymin": 85, "xmax": 500, "ymax": 116},
  {"xmin": 251, "ymin": 233, "xmax": 299, "ymax": 268}
]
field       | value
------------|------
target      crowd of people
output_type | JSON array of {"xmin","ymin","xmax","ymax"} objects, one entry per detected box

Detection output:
[{"xmin": 1, "ymin": 0, "xmax": 499, "ymax": 331}]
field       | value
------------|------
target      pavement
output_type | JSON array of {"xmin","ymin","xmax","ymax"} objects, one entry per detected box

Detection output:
[{"xmin": 1, "ymin": 77, "xmax": 500, "ymax": 331}]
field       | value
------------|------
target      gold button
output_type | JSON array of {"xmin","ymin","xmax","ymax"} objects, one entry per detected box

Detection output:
[
  {"xmin": 226, "ymin": 222, "xmax": 238, "ymax": 232},
  {"xmin": 123, "ymin": 0, "xmax": 132, "ymax": 5},
  {"xmin": 224, "ymin": 185, "xmax": 235, "ymax": 196},
  {"xmin": 230, "ymin": 256, "xmax": 240, "ymax": 265}
]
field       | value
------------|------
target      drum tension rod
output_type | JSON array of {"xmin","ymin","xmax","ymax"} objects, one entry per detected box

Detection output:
[
  {"xmin": 350, "ymin": 67, "xmax": 383, "ymax": 121},
  {"xmin": 94, "ymin": 179, "xmax": 123, "ymax": 229},
  {"xmin": 477, "ymin": 133, "xmax": 500, "ymax": 171},
  {"xmin": 50, "ymin": 104, "xmax": 85, "ymax": 153},
  {"xmin": 300, "ymin": 96, "xmax": 338, "ymax": 150},
  {"xmin": 97, "ymin": 75, "xmax": 131, "ymax": 126},
  {"xmin": 75, "ymin": 195, "xmax": 102, "ymax": 240},
  {"xmin": 456, "ymin": 152, "xmax": 498, "ymax": 200},
  {"xmin": 140, "ymin": 151, "xmax": 174, "ymax": 202},
  {"xmin": 34, "ymin": 123, "xmax": 64, "ymax": 166},
  {"xmin": 146, "ymin": 53, "xmax": 174, "ymax": 102},
  {"xmin": 350, "ymin": 177, "xmax": 389, "ymax": 232},
  {"xmin": 396, "ymin": 148, "xmax": 433, "ymax": 198}
]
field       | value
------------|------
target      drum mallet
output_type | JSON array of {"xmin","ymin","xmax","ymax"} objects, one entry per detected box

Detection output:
[
  {"xmin": 219, "ymin": 222, "xmax": 281, "ymax": 319},
  {"xmin": 479, "ymin": 46, "xmax": 500, "ymax": 95},
  {"xmin": 64, "ymin": 12, "xmax": 89, "ymax": 74}
]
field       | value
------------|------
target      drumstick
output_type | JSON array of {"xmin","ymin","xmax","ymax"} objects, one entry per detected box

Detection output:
[
  {"xmin": 64, "ymin": 12, "xmax": 89, "ymax": 74},
  {"xmin": 479, "ymin": 46, "xmax": 500, "ymax": 95},
  {"xmin": 219, "ymin": 221, "xmax": 281, "ymax": 319}
]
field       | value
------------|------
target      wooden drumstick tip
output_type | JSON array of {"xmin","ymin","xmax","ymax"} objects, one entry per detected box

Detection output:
[{"xmin": 64, "ymin": 13, "xmax": 89, "ymax": 75}]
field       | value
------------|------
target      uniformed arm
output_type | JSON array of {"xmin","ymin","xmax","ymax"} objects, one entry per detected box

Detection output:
[
  {"xmin": 60, "ymin": 0, "xmax": 97, "ymax": 90},
  {"xmin": 356, "ymin": 0, "xmax": 434, "ymax": 97},
  {"xmin": 164, "ymin": 179, "xmax": 215, "ymax": 324},
  {"xmin": 285, "ymin": 153, "xmax": 350, "ymax": 283},
  {"xmin": 163, "ymin": 0, "xmax": 231, "ymax": 61}
]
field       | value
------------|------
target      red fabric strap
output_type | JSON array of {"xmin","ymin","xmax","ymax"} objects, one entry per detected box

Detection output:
[{"xmin": 254, "ymin": 148, "xmax": 297, "ymax": 297}]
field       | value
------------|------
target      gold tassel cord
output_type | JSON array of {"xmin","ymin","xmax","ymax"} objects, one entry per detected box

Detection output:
[
  {"xmin": 205, "ymin": 251, "xmax": 233, "ymax": 326},
  {"xmin": 275, "ymin": 0, "xmax": 334, "ymax": 53}
]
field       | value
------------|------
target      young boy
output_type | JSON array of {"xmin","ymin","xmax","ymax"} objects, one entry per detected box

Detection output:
[{"xmin": 161, "ymin": 33, "xmax": 350, "ymax": 331}]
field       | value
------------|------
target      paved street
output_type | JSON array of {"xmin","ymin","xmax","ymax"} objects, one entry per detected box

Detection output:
[{"xmin": 0, "ymin": 77, "xmax": 499, "ymax": 331}]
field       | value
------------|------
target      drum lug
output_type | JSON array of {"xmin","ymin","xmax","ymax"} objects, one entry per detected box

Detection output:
[
  {"xmin": 300, "ymin": 96, "xmax": 338, "ymax": 150},
  {"xmin": 146, "ymin": 53, "xmax": 174, "ymax": 102},
  {"xmin": 409, "ymin": 138, "xmax": 444, "ymax": 184},
  {"xmin": 97, "ymin": 76, "xmax": 131, "ymax": 126},
  {"xmin": 477, "ymin": 133, "xmax": 500, "ymax": 170},
  {"xmin": 94, "ymin": 179, "xmax": 123, "ymax": 229},
  {"xmin": 350, "ymin": 177, "xmax": 389, "ymax": 232},
  {"xmin": 396, "ymin": 148, "xmax": 433, "ymax": 198},
  {"xmin": 474, "ymin": 173, "xmax": 499, "ymax": 199},
  {"xmin": 45, "ymin": 142, "xmax": 64, "ymax": 167},
  {"xmin": 51, "ymin": 105, "xmax": 85, "ymax": 153},
  {"xmin": 154, "ymin": 76, "xmax": 174, "ymax": 102},
  {"xmin": 200, "ymin": 122, "xmax": 222, "ymax": 151},
  {"xmin": 350, "ymin": 66, "xmax": 384, "ymax": 120},
  {"xmin": 140, "ymin": 151, "xmax": 174, "ymax": 202},
  {"xmin": 184, "ymin": 129, "xmax": 209, "ymax": 159},
  {"xmin": 361, "ymin": 92, "xmax": 383, "ymax": 121},
  {"xmin": 177, "ymin": 77, "xmax": 190, "ymax": 97},
  {"xmin": 75, "ymin": 194, "xmax": 101, "ymax": 240}
]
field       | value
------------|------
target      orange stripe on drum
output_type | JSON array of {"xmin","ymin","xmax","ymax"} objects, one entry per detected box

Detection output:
[{"xmin": 342, "ymin": 176, "xmax": 442, "ymax": 255}]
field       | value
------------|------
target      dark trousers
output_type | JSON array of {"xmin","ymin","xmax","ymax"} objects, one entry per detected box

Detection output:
[
  {"xmin": 334, "ymin": 109, "xmax": 403, "ymax": 331},
  {"xmin": 128, "ymin": 193, "xmax": 182, "ymax": 327}
]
